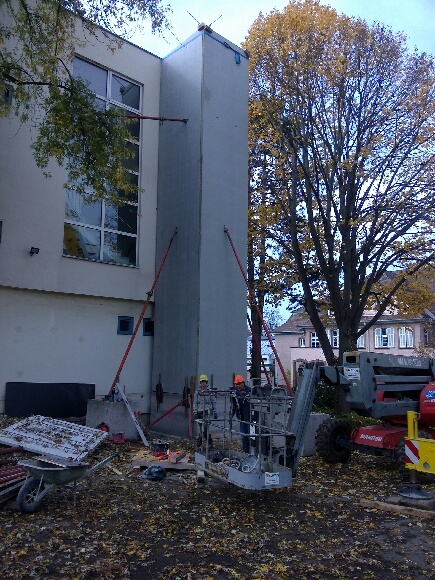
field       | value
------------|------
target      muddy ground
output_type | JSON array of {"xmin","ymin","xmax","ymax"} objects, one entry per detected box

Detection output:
[{"xmin": 1, "ymin": 430, "xmax": 435, "ymax": 579}]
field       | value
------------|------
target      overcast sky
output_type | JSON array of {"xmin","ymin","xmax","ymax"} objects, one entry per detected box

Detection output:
[{"xmin": 132, "ymin": 0, "xmax": 435, "ymax": 57}]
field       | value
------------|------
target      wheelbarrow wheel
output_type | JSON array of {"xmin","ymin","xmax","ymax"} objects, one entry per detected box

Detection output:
[{"xmin": 18, "ymin": 478, "xmax": 45, "ymax": 513}]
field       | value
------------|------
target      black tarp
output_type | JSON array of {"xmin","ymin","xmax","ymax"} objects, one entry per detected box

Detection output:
[{"xmin": 5, "ymin": 382, "xmax": 95, "ymax": 418}]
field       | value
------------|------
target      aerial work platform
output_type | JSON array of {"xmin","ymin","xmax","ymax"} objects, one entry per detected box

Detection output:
[{"xmin": 195, "ymin": 365, "xmax": 318, "ymax": 490}]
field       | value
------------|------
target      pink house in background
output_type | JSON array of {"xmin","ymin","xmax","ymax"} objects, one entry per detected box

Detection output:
[{"xmin": 273, "ymin": 307, "xmax": 435, "ymax": 390}]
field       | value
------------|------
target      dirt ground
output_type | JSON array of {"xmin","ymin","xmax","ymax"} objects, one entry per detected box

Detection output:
[{"xmin": 1, "ymin": 430, "xmax": 435, "ymax": 580}]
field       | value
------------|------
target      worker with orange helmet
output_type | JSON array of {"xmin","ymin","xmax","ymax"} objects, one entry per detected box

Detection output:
[{"xmin": 231, "ymin": 375, "xmax": 252, "ymax": 453}]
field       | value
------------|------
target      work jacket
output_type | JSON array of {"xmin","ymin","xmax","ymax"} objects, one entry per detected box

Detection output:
[
  {"xmin": 230, "ymin": 385, "xmax": 252, "ymax": 422},
  {"xmin": 193, "ymin": 385, "xmax": 217, "ymax": 416}
]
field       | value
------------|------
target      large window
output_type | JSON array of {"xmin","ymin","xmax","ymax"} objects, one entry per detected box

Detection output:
[
  {"xmin": 63, "ymin": 57, "xmax": 140, "ymax": 266},
  {"xmin": 374, "ymin": 327, "xmax": 394, "ymax": 348},
  {"xmin": 310, "ymin": 332, "xmax": 320, "ymax": 348}
]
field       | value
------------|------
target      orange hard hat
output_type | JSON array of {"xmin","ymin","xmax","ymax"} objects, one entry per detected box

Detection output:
[{"xmin": 234, "ymin": 375, "xmax": 244, "ymax": 384}]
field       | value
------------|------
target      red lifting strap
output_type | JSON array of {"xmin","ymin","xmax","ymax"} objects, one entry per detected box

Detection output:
[
  {"xmin": 224, "ymin": 226, "xmax": 294, "ymax": 396},
  {"xmin": 108, "ymin": 229, "xmax": 177, "ymax": 396},
  {"xmin": 247, "ymin": 313, "xmax": 271, "ymax": 385}
]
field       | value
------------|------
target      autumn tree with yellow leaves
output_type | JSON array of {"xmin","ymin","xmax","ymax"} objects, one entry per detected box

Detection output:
[
  {"xmin": 0, "ymin": 0, "xmax": 170, "ymax": 200},
  {"xmin": 245, "ymin": 0, "xmax": 435, "ymax": 372}
]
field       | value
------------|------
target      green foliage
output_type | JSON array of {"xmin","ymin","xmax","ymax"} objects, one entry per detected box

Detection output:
[
  {"xmin": 0, "ymin": 0, "xmax": 170, "ymax": 201},
  {"xmin": 312, "ymin": 380, "xmax": 334, "ymax": 413},
  {"xmin": 312, "ymin": 381, "xmax": 380, "ymax": 428},
  {"xmin": 32, "ymin": 82, "xmax": 137, "ymax": 200},
  {"xmin": 334, "ymin": 412, "xmax": 381, "ymax": 430}
]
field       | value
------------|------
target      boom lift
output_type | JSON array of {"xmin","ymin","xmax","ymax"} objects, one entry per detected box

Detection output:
[
  {"xmin": 194, "ymin": 363, "xmax": 318, "ymax": 490},
  {"xmin": 313, "ymin": 351, "xmax": 435, "ymax": 471}
]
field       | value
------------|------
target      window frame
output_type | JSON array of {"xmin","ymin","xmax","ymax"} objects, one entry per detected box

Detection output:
[
  {"xmin": 330, "ymin": 329, "xmax": 339, "ymax": 348},
  {"xmin": 143, "ymin": 318, "xmax": 154, "ymax": 336},
  {"xmin": 117, "ymin": 316, "xmax": 134, "ymax": 335},
  {"xmin": 310, "ymin": 332, "xmax": 320, "ymax": 348},
  {"xmin": 375, "ymin": 327, "xmax": 395, "ymax": 348},
  {"xmin": 63, "ymin": 57, "xmax": 141, "ymax": 267},
  {"xmin": 399, "ymin": 326, "xmax": 414, "ymax": 348}
]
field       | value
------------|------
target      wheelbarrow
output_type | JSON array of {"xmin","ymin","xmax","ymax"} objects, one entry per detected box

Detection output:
[{"xmin": 17, "ymin": 453, "xmax": 118, "ymax": 513}]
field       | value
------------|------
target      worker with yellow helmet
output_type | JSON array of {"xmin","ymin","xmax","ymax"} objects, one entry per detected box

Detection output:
[{"xmin": 193, "ymin": 374, "xmax": 218, "ymax": 449}]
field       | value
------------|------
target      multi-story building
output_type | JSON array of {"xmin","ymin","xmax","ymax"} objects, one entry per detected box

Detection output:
[
  {"xmin": 0, "ymin": 18, "xmax": 249, "ymax": 436},
  {"xmin": 273, "ymin": 307, "xmax": 434, "ymax": 389}
]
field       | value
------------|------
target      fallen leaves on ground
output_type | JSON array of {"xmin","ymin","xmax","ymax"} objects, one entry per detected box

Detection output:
[{"xmin": 1, "ymin": 425, "xmax": 435, "ymax": 579}]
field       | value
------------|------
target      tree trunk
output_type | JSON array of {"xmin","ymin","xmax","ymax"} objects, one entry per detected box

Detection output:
[
  {"xmin": 250, "ymin": 305, "xmax": 263, "ymax": 384},
  {"xmin": 247, "ymin": 236, "xmax": 263, "ymax": 383}
]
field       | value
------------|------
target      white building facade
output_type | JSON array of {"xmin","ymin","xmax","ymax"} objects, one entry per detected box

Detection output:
[{"xmin": 0, "ymin": 20, "xmax": 249, "ymax": 436}]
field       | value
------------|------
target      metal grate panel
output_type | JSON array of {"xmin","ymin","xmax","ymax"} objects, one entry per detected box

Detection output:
[{"xmin": 0, "ymin": 416, "xmax": 107, "ymax": 460}]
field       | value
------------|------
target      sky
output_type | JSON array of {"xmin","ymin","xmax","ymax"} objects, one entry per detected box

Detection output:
[{"xmin": 132, "ymin": 0, "xmax": 435, "ymax": 57}]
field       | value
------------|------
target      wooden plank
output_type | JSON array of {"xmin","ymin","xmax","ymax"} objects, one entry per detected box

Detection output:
[
  {"xmin": 360, "ymin": 499, "xmax": 435, "ymax": 518},
  {"xmin": 107, "ymin": 464, "xmax": 123, "ymax": 476},
  {"xmin": 132, "ymin": 460, "xmax": 197, "ymax": 471},
  {"xmin": 131, "ymin": 450, "xmax": 196, "ymax": 471},
  {"xmin": 169, "ymin": 450, "xmax": 186, "ymax": 463}
]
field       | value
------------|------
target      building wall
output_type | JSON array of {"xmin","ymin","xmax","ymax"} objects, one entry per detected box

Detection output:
[
  {"xmin": 0, "ymin": 31, "xmax": 160, "ymax": 412},
  {"xmin": 0, "ymin": 28, "xmax": 161, "ymax": 301},
  {"xmin": 0, "ymin": 23, "xmax": 249, "ymax": 427},
  {"xmin": 0, "ymin": 288, "xmax": 153, "ymax": 411},
  {"xmin": 151, "ymin": 31, "xmax": 249, "ymax": 435}
]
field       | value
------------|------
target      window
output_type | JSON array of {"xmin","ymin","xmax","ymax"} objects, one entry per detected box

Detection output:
[
  {"xmin": 299, "ymin": 337, "xmax": 306, "ymax": 347},
  {"xmin": 143, "ymin": 318, "xmax": 154, "ymax": 336},
  {"xmin": 399, "ymin": 327, "xmax": 413, "ymax": 348},
  {"xmin": 63, "ymin": 57, "xmax": 141, "ymax": 266},
  {"xmin": 310, "ymin": 332, "xmax": 320, "ymax": 348},
  {"xmin": 4, "ymin": 85, "xmax": 12, "ymax": 106},
  {"xmin": 117, "ymin": 316, "xmax": 133, "ymax": 335},
  {"xmin": 356, "ymin": 331, "xmax": 365, "ymax": 349},
  {"xmin": 374, "ymin": 327, "xmax": 394, "ymax": 348},
  {"xmin": 330, "ymin": 329, "xmax": 339, "ymax": 348}
]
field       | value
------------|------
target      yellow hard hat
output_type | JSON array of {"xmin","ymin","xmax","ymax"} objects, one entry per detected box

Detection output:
[{"xmin": 199, "ymin": 374, "xmax": 208, "ymax": 382}]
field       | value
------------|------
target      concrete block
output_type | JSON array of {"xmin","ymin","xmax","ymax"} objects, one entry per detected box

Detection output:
[
  {"xmin": 302, "ymin": 413, "xmax": 330, "ymax": 456},
  {"xmin": 86, "ymin": 399, "xmax": 141, "ymax": 441}
]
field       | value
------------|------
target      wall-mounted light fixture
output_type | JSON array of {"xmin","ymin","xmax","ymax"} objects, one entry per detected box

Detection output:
[{"xmin": 29, "ymin": 247, "xmax": 40, "ymax": 256}]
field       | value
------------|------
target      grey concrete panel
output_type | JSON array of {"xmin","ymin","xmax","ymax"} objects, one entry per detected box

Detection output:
[
  {"xmin": 302, "ymin": 413, "xmax": 330, "ymax": 456},
  {"xmin": 86, "ymin": 400, "xmax": 141, "ymax": 441},
  {"xmin": 152, "ymin": 30, "xmax": 248, "ymax": 436}
]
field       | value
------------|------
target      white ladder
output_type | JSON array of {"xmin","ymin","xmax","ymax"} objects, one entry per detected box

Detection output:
[{"xmin": 115, "ymin": 387, "xmax": 149, "ymax": 447}]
